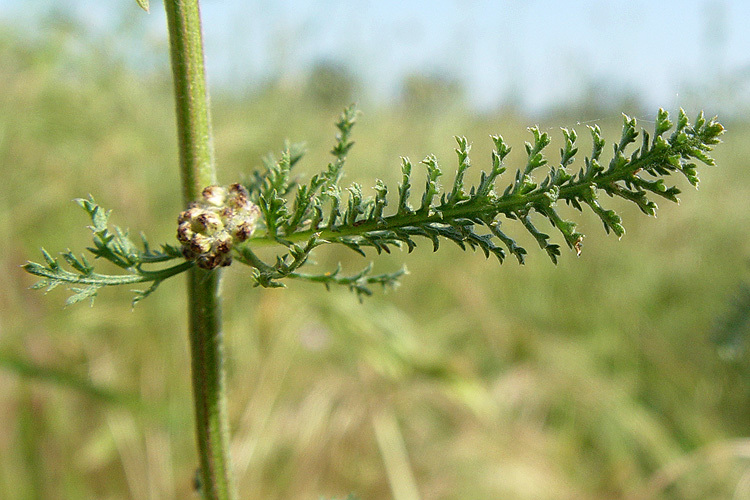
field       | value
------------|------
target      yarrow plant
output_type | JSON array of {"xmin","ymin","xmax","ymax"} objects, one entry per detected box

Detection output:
[
  {"xmin": 22, "ymin": 1, "xmax": 724, "ymax": 499},
  {"xmin": 25, "ymin": 106, "xmax": 724, "ymax": 303}
]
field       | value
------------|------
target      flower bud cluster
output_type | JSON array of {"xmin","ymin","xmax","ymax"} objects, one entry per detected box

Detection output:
[{"xmin": 177, "ymin": 183, "xmax": 260, "ymax": 269}]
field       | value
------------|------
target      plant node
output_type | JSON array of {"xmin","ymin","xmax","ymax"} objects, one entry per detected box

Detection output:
[{"xmin": 178, "ymin": 183, "xmax": 261, "ymax": 269}]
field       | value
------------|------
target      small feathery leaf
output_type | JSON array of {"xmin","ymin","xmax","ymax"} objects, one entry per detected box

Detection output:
[
  {"xmin": 446, "ymin": 136, "xmax": 472, "ymax": 204},
  {"xmin": 24, "ymin": 199, "xmax": 191, "ymax": 305},
  {"xmin": 419, "ymin": 156, "xmax": 442, "ymax": 214},
  {"xmin": 397, "ymin": 157, "xmax": 414, "ymax": 215},
  {"xmin": 66, "ymin": 285, "xmax": 100, "ymax": 307}
]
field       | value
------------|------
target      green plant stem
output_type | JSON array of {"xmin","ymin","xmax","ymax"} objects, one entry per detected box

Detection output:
[
  {"xmin": 164, "ymin": 0, "xmax": 216, "ymax": 200},
  {"xmin": 164, "ymin": 2, "xmax": 235, "ymax": 499},
  {"xmin": 187, "ymin": 268, "xmax": 233, "ymax": 499}
]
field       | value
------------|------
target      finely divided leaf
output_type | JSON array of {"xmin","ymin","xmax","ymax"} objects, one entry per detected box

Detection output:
[{"xmin": 238, "ymin": 107, "xmax": 723, "ymax": 297}]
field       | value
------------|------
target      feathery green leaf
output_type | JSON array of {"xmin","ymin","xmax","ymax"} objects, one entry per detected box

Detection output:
[
  {"xmin": 23, "ymin": 197, "xmax": 191, "ymax": 306},
  {"xmin": 238, "ymin": 106, "xmax": 723, "ymax": 294}
]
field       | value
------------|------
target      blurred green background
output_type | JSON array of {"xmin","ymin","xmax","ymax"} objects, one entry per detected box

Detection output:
[{"xmin": 1, "ymin": 3, "xmax": 750, "ymax": 500}]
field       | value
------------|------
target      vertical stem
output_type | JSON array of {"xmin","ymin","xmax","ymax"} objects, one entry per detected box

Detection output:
[
  {"xmin": 164, "ymin": 0, "xmax": 216, "ymax": 199},
  {"xmin": 186, "ymin": 268, "xmax": 233, "ymax": 500},
  {"xmin": 163, "ymin": 2, "xmax": 235, "ymax": 500}
]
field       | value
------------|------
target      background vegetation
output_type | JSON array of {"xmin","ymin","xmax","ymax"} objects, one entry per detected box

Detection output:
[{"xmin": 1, "ymin": 10, "xmax": 749, "ymax": 500}]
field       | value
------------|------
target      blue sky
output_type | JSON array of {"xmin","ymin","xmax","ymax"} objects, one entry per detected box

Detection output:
[{"xmin": 2, "ymin": 0, "xmax": 748, "ymax": 115}]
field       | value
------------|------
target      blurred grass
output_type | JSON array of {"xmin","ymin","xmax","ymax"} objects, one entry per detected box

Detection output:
[{"xmin": 2, "ymin": 19, "xmax": 750, "ymax": 500}]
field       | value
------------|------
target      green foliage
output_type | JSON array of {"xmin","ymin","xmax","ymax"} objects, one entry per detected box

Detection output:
[
  {"xmin": 135, "ymin": 0, "xmax": 149, "ymax": 13},
  {"xmin": 23, "ymin": 196, "xmax": 190, "ymax": 306},
  {"xmin": 240, "ymin": 105, "xmax": 723, "ymax": 286},
  {"xmin": 22, "ymin": 106, "xmax": 724, "ymax": 304}
]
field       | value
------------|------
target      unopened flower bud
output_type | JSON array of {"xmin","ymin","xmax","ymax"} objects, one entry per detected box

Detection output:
[
  {"xmin": 234, "ymin": 221, "xmax": 253, "ymax": 242},
  {"xmin": 177, "ymin": 221, "xmax": 193, "ymax": 244},
  {"xmin": 178, "ymin": 205, "xmax": 201, "ymax": 224},
  {"xmin": 227, "ymin": 183, "xmax": 250, "ymax": 210},
  {"xmin": 196, "ymin": 212, "xmax": 223, "ymax": 232},
  {"xmin": 190, "ymin": 233, "xmax": 212, "ymax": 254},
  {"xmin": 214, "ymin": 232, "xmax": 233, "ymax": 254},
  {"xmin": 197, "ymin": 253, "xmax": 218, "ymax": 270},
  {"xmin": 202, "ymin": 185, "xmax": 227, "ymax": 207},
  {"xmin": 177, "ymin": 183, "xmax": 261, "ymax": 270}
]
